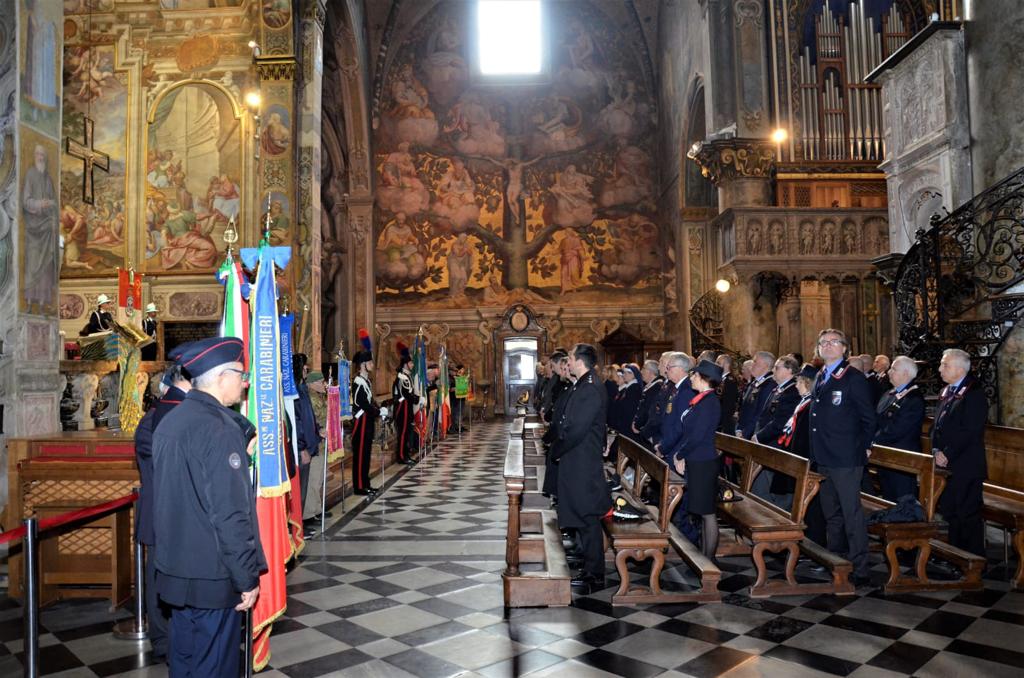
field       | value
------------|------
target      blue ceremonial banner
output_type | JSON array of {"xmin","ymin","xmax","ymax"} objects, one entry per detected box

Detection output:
[
  {"xmin": 242, "ymin": 243, "xmax": 293, "ymax": 496},
  {"xmin": 279, "ymin": 313, "xmax": 298, "ymax": 398},
  {"xmin": 337, "ymin": 359, "xmax": 352, "ymax": 420}
]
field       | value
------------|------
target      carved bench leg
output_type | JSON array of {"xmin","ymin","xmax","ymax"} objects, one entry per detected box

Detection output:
[
  {"xmin": 782, "ymin": 542, "xmax": 799, "ymax": 586},
  {"xmin": 751, "ymin": 542, "xmax": 770, "ymax": 594},
  {"xmin": 614, "ymin": 549, "xmax": 635, "ymax": 599},
  {"xmin": 647, "ymin": 549, "xmax": 666, "ymax": 596},
  {"xmin": 914, "ymin": 540, "xmax": 932, "ymax": 583}
]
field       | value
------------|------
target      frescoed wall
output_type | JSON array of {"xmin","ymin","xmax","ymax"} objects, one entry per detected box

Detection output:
[
  {"xmin": 54, "ymin": 0, "xmax": 300, "ymax": 342},
  {"xmin": 373, "ymin": 1, "xmax": 665, "ymax": 310}
]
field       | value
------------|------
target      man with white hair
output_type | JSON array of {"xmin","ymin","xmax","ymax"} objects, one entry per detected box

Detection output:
[
  {"xmin": 872, "ymin": 356, "xmax": 925, "ymax": 501},
  {"xmin": 153, "ymin": 337, "xmax": 266, "ymax": 676},
  {"xmin": 932, "ymin": 348, "xmax": 989, "ymax": 556},
  {"xmin": 737, "ymin": 351, "xmax": 775, "ymax": 439},
  {"xmin": 630, "ymin": 359, "xmax": 663, "ymax": 438},
  {"xmin": 870, "ymin": 354, "xmax": 893, "ymax": 402},
  {"xmin": 654, "ymin": 352, "xmax": 695, "ymax": 463}
]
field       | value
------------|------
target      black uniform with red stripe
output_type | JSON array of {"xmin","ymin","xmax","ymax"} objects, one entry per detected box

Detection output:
[
  {"xmin": 392, "ymin": 370, "xmax": 417, "ymax": 462},
  {"xmin": 351, "ymin": 374, "xmax": 379, "ymax": 491}
]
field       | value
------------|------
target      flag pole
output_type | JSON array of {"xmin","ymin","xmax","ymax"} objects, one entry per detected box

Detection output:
[{"xmin": 335, "ymin": 341, "xmax": 347, "ymax": 510}]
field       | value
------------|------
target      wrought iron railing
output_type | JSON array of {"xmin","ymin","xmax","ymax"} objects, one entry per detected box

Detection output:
[{"xmin": 893, "ymin": 164, "xmax": 1024, "ymax": 413}]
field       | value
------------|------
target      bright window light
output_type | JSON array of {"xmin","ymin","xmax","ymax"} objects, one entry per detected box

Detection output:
[{"xmin": 478, "ymin": 0, "xmax": 542, "ymax": 75}]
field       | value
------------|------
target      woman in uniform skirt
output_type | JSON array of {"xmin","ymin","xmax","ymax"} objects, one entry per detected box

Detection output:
[{"xmin": 670, "ymin": 359, "xmax": 724, "ymax": 561}]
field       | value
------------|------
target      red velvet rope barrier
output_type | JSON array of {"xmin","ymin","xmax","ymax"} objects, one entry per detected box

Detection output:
[{"xmin": 0, "ymin": 491, "xmax": 138, "ymax": 546}]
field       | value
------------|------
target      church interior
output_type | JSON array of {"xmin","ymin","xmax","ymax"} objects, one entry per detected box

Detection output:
[{"xmin": 1, "ymin": 0, "xmax": 1023, "ymax": 676}]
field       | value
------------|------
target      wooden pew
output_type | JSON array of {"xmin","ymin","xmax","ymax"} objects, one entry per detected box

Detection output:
[
  {"xmin": 610, "ymin": 437, "xmax": 721, "ymax": 605},
  {"xmin": 862, "ymin": 445, "xmax": 984, "ymax": 593},
  {"xmin": 502, "ymin": 426, "xmax": 571, "ymax": 608},
  {"xmin": 918, "ymin": 420, "xmax": 1024, "ymax": 590},
  {"xmin": 716, "ymin": 434, "xmax": 855, "ymax": 598}
]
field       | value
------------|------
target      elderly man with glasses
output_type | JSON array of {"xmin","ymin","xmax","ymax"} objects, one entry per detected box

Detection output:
[{"xmin": 152, "ymin": 337, "xmax": 265, "ymax": 677}]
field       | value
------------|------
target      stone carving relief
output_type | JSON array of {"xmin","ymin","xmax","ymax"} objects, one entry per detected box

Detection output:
[
  {"xmin": 734, "ymin": 0, "xmax": 764, "ymax": 28},
  {"xmin": 590, "ymin": 318, "xmax": 621, "ymax": 341},
  {"xmin": 26, "ymin": 322, "xmax": 51, "ymax": 361},
  {"xmin": 422, "ymin": 322, "xmax": 451, "ymax": 345},
  {"xmin": 821, "ymin": 221, "xmax": 837, "ymax": 255},
  {"xmin": 690, "ymin": 139, "xmax": 775, "ymax": 185},
  {"xmin": 746, "ymin": 221, "xmax": 763, "ymax": 255},
  {"xmin": 841, "ymin": 221, "xmax": 858, "ymax": 254},
  {"xmin": 767, "ymin": 221, "xmax": 785, "ymax": 255},
  {"xmin": 168, "ymin": 292, "xmax": 220, "ymax": 318},
  {"xmin": 799, "ymin": 221, "xmax": 816, "ymax": 254},
  {"xmin": 899, "ymin": 49, "xmax": 942, "ymax": 150},
  {"xmin": 59, "ymin": 294, "xmax": 85, "ymax": 320}
]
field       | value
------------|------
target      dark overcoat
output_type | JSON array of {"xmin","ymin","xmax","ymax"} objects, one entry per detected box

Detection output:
[
  {"xmin": 808, "ymin": 360, "xmax": 876, "ymax": 468},
  {"xmin": 133, "ymin": 385, "xmax": 187, "ymax": 546},
  {"xmin": 153, "ymin": 389, "xmax": 266, "ymax": 609},
  {"xmin": 554, "ymin": 369, "xmax": 611, "ymax": 528}
]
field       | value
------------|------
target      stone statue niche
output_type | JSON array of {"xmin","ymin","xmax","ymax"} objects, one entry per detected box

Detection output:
[{"xmin": 95, "ymin": 372, "xmax": 120, "ymax": 429}]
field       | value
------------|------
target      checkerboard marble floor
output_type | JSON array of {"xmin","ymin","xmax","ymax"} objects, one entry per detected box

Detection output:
[{"xmin": 2, "ymin": 419, "xmax": 1023, "ymax": 677}]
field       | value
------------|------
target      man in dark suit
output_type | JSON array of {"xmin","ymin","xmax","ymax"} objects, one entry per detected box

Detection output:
[
  {"xmin": 639, "ymin": 352, "xmax": 674, "ymax": 445},
  {"xmin": 872, "ymin": 356, "xmax": 925, "ymax": 501},
  {"xmin": 133, "ymin": 351, "xmax": 188, "ymax": 660},
  {"xmin": 737, "ymin": 351, "xmax": 776, "ymax": 439},
  {"xmin": 932, "ymin": 348, "xmax": 989, "ymax": 556},
  {"xmin": 554, "ymin": 343, "xmax": 611, "ymax": 593},
  {"xmin": 716, "ymin": 354, "xmax": 740, "ymax": 434},
  {"xmin": 752, "ymin": 355, "xmax": 802, "ymax": 508},
  {"xmin": 630, "ymin": 359, "xmax": 663, "ymax": 439},
  {"xmin": 153, "ymin": 338, "xmax": 266, "ymax": 677},
  {"xmin": 541, "ymin": 351, "xmax": 572, "ymax": 498},
  {"xmin": 869, "ymin": 354, "xmax": 893, "ymax": 403},
  {"xmin": 809, "ymin": 329, "xmax": 876, "ymax": 586},
  {"xmin": 654, "ymin": 352, "xmax": 696, "ymax": 464}
]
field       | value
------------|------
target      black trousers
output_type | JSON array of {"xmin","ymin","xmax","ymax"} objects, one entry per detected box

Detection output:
[
  {"xmin": 299, "ymin": 456, "xmax": 311, "ymax": 508},
  {"xmin": 168, "ymin": 606, "xmax": 240, "ymax": 678},
  {"xmin": 352, "ymin": 415, "xmax": 375, "ymax": 490},
  {"xmin": 940, "ymin": 475, "xmax": 985, "ymax": 556},
  {"xmin": 395, "ymin": 402, "xmax": 417, "ymax": 461},
  {"xmin": 818, "ymin": 465, "xmax": 869, "ymax": 577},
  {"xmin": 577, "ymin": 518, "xmax": 605, "ymax": 579},
  {"xmin": 144, "ymin": 544, "xmax": 170, "ymax": 656}
]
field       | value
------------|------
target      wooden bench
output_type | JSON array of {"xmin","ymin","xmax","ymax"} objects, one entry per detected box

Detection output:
[
  {"xmin": 862, "ymin": 445, "xmax": 984, "ymax": 593},
  {"xmin": 918, "ymin": 419, "xmax": 1024, "ymax": 590},
  {"xmin": 509, "ymin": 417, "xmax": 525, "ymax": 440},
  {"xmin": 606, "ymin": 437, "xmax": 721, "ymax": 605},
  {"xmin": 716, "ymin": 434, "xmax": 855, "ymax": 598},
  {"xmin": 502, "ymin": 433, "xmax": 571, "ymax": 608}
]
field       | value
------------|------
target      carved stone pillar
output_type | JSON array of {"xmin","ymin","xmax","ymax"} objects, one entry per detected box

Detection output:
[
  {"xmin": 298, "ymin": 0, "xmax": 327, "ymax": 365},
  {"xmin": 798, "ymin": 280, "xmax": 832, "ymax": 357},
  {"xmin": 347, "ymin": 198, "xmax": 375, "ymax": 344},
  {"xmin": 690, "ymin": 138, "xmax": 775, "ymax": 210},
  {"xmin": 0, "ymin": 7, "xmax": 63, "ymax": 517}
]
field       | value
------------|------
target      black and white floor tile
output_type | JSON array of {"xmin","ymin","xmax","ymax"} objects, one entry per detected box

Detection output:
[{"xmin": 1, "ymin": 420, "xmax": 1022, "ymax": 677}]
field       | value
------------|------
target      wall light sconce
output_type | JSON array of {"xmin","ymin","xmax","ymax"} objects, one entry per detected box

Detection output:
[{"xmin": 715, "ymin": 279, "xmax": 732, "ymax": 294}]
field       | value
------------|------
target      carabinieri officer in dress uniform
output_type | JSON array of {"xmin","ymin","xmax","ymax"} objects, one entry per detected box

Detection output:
[
  {"xmin": 352, "ymin": 329, "xmax": 380, "ymax": 496},
  {"xmin": 392, "ymin": 342, "xmax": 418, "ymax": 464},
  {"xmin": 809, "ymin": 329, "xmax": 876, "ymax": 587},
  {"xmin": 152, "ymin": 337, "xmax": 266, "ymax": 677}
]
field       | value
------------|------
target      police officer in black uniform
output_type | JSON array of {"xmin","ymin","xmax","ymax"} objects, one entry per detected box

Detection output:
[
  {"xmin": 873, "ymin": 355, "xmax": 925, "ymax": 501},
  {"xmin": 541, "ymin": 351, "xmax": 571, "ymax": 499},
  {"xmin": 630, "ymin": 360, "xmax": 663, "ymax": 439},
  {"xmin": 351, "ymin": 346, "xmax": 380, "ymax": 496},
  {"xmin": 654, "ymin": 352, "xmax": 695, "ymax": 465},
  {"xmin": 639, "ymin": 352, "xmax": 673, "ymax": 445},
  {"xmin": 133, "ymin": 349, "xmax": 188, "ymax": 660},
  {"xmin": 809, "ymin": 329, "xmax": 876, "ymax": 586},
  {"xmin": 555, "ymin": 344, "xmax": 611, "ymax": 594},
  {"xmin": 737, "ymin": 351, "xmax": 776, "ymax": 439},
  {"xmin": 932, "ymin": 348, "xmax": 989, "ymax": 556},
  {"xmin": 153, "ymin": 337, "xmax": 266, "ymax": 677}
]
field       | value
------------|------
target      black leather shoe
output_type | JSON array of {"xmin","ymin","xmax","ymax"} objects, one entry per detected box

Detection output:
[
  {"xmin": 368, "ymin": 486, "xmax": 380, "ymax": 494},
  {"xmin": 851, "ymin": 573, "xmax": 873, "ymax": 587},
  {"xmin": 570, "ymin": 574, "xmax": 605, "ymax": 594},
  {"xmin": 353, "ymin": 488, "xmax": 371, "ymax": 495}
]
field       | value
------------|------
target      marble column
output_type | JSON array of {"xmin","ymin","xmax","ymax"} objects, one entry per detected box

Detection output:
[
  {"xmin": 298, "ymin": 0, "xmax": 326, "ymax": 366},
  {"xmin": 0, "ymin": 5, "xmax": 64, "ymax": 517}
]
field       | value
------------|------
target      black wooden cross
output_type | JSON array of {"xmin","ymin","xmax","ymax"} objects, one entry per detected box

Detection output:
[{"xmin": 65, "ymin": 117, "xmax": 110, "ymax": 205}]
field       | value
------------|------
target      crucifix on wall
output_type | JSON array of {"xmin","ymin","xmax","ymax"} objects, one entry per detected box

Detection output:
[{"xmin": 65, "ymin": 117, "xmax": 110, "ymax": 205}]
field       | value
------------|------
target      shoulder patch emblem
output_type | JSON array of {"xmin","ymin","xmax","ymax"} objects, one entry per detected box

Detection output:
[{"xmin": 229, "ymin": 452, "xmax": 243, "ymax": 470}]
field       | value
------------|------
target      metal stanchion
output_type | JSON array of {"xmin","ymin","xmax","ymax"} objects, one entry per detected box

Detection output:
[
  {"xmin": 319, "ymin": 447, "xmax": 329, "ymax": 537},
  {"xmin": 23, "ymin": 517, "xmax": 40, "ymax": 678},
  {"xmin": 244, "ymin": 609, "xmax": 254, "ymax": 678},
  {"xmin": 112, "ymin": 538, "xmax": 148, "ymax": 640}
]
